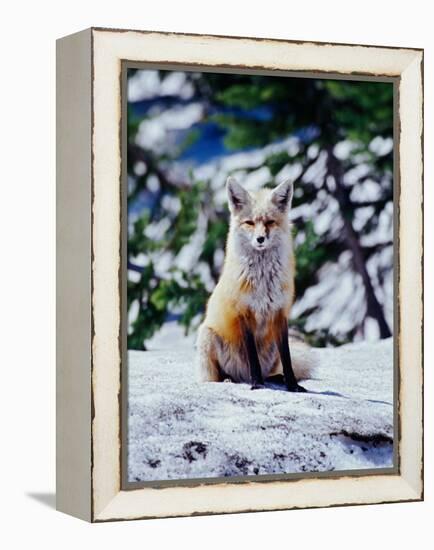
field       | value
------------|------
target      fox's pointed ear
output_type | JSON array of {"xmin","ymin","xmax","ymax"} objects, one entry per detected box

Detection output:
[
  {"xmin": 227, "ymin": 177, "xmax": 250, "ymax": 212},
  {"xmin": 272, "ymin": 179, "xmax": 293, "ymax": 211}
]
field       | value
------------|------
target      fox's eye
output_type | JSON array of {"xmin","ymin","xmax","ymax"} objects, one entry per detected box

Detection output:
[
  {"xmin": 244, "ymin": 220, "xmax": 254, "ymax": 226},
  {"xmin": 265, "ymin": 220, "xmax": 275, "ymax": 227}
]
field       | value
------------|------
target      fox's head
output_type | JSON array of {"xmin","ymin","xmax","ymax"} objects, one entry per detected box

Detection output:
[{"xmin": 227, "ymin": 177, "xmax": 293, "ymax": 252}]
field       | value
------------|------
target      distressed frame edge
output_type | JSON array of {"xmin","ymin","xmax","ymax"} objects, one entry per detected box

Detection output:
[
  {"xmin": 95, "ymin": 486, "xmax": 422, "ymax": 524},
  {"xmin": 395, "ymin": 51, "xmax": 424, "ymax": 500},
  {"xmin": 89, "ymin": 29, "xmax": 423, "ymax": 522},
  {"xmin": 90, "ymin": 25, "xmax": 424, "ymax": 54},
  {"xmin": 56, "ymin": 27, "xmax": 93, "ymax": 522}
]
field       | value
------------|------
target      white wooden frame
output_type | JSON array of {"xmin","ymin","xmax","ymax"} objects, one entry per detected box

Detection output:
[{"xmin": 56, "ymin": 27, "xmax": 423, "ymax": 522}]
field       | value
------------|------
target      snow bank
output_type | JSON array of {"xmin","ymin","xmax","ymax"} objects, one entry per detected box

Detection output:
[{"xmin": 127, "ymin": 338, "xmax": 394, "ymax": 482}]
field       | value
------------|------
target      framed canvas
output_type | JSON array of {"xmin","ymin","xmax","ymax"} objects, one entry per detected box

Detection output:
[{"xmin": 56, "ymin": 27, "xmax": 423, "ymax": 522}]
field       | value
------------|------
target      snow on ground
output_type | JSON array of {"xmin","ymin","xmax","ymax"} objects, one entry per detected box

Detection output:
[{"xmin": 127, "ymin": 334, "xmax": 394, "ymax": 482}]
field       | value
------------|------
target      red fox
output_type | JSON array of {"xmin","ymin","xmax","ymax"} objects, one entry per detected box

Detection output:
[{"xmin": 197, "ymin": 177, "xmax": 315, "ymax": 392}]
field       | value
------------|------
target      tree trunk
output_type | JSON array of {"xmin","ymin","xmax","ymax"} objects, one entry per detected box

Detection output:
[{"xmin": 326, "ymin": 148, "xmax": 392, "ymax": 339}]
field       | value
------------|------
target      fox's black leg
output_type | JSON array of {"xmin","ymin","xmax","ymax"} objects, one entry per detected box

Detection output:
[
  {"xmin": 244, "ymin": 328, "xmax": 265, "ymax": 390},
  {"xmin": 278, "ymin": 324, "xmax": 307, "ymax": 393}
]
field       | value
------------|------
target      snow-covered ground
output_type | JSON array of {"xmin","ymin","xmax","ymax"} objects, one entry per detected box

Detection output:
[{"xmin": 127, "ymin": 331, "xmax": 394, "ymax": 482}]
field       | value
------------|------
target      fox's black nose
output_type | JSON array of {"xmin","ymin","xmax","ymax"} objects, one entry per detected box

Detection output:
[{"xmin": 257, "ymin": 236, "xmax": 265, "ymax": 244}]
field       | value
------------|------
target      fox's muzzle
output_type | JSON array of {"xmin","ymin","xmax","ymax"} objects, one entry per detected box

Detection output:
[{"xmin": 253, "ymin": 222, "xmax": 267, "ymax": 247}]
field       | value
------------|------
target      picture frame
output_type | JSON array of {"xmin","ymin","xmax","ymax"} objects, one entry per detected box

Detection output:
[{"xmin": 56, "ymin": 27, "xmax": 423, "ymax": 522}]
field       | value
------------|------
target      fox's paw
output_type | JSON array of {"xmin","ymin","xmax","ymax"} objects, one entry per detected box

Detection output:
[
  {"xmin": 287, "ymin": 383, "xmax": 307, "ymax": 393},
  {"xmin": 223, "ymin": 377, "xmax": 233, "ymax": 383},
  {"xmin": 250, "ymin": 383, "xmax": 265, "ymax": 390}
]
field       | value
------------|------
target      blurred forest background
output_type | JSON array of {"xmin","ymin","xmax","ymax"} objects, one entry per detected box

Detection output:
[{"xmin": 126, "ymin": 69, "xmax": 394, "ymax": 350}]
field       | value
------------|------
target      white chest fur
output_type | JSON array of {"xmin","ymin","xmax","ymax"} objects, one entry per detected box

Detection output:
[{"xmin": 238, "ymin": 245, "xmax": 290, "ymax": 317}]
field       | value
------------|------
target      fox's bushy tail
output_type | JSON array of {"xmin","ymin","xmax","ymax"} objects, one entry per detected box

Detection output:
[{"xmin": 287, "ymin": 339, "xmax": 318, "ymax": 381}]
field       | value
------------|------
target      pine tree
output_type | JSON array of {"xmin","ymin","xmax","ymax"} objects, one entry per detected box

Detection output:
[{"xmin": 127, "ymin": 70, "xmax": 393, "ymax": 349}]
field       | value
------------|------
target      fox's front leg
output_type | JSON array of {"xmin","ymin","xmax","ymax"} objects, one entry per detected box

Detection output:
[
  {"xmin": 278, "ymin": 321, "xmax": 307, "ymax": 393},
  {"xmin": 243, "ymin": 328, "xmax": 265, "ymax": 390}
]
